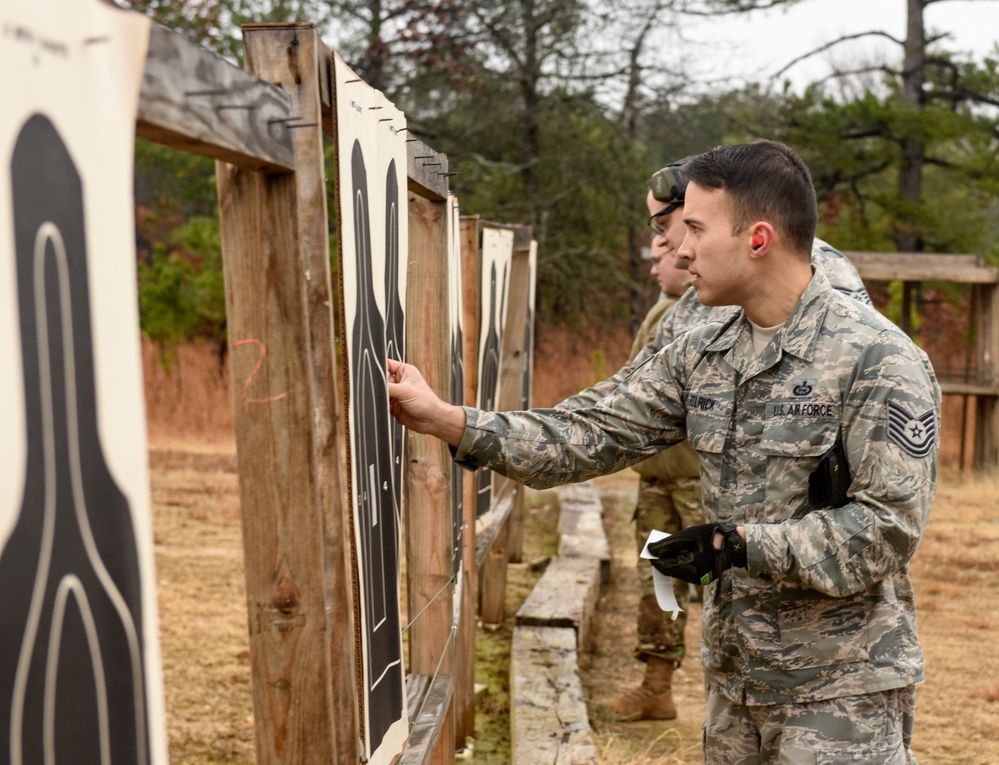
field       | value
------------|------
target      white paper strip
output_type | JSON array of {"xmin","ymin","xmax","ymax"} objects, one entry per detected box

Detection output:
[{"xmin": 640, "ymin": 530, "xmax": 683, "ymax": 621}]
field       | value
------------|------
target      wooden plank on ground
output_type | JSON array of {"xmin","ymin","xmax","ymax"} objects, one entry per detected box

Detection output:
[
  {"xmin": 556, "ymin": 482, "xmax": 610, "ymax": 584},
  {"xmin": 137, "ymin": 22, "xmax": 295, "ymax": 172},
  {"xmin": 217, "ymin": 24, "xmax": 357, "ymax": 765},
  {"xmin": 844, "ymin": 252, "xmax": 998, "ymax": 284},
  {"xmin": 510, "ymin": 627, "xmax": 598, "ymax": 765},
  {"xmin": 515, "ymin": 557, "xmax": 602, "ymax": 652}
]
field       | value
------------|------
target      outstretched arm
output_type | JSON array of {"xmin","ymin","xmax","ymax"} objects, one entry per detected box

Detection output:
[{"xmin": 387, "ymin": 358, "xmax": 467, "ymax": 447}]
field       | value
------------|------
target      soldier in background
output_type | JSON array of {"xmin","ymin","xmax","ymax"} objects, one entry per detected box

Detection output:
[
  {"xmin": 566, "ymin": 169, "xmax": 704, "ymax": 721},
  {"xmin": 388, "ymin": 140, "xmax": 939, "ymax": 764}
]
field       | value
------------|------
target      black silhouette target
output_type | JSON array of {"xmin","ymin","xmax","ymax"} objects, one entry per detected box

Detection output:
[
  {"xmin": 475, "ymin": 259, "xmax": 508, "ymax": 518},
  {"xmin": 449, "ymin": 260, "xmax": 464, "ymax": 576},
  {"xmin": 521, "ymin": 246, "xmax": 536, "ymax": 410},
  {"xmin": 384, "ymin": 160, "xmax": 405, "ymax": 524},
  {"xmin": 1, "ymin": 114, "xmax": 150, "ymax": 765},
  {"xmin": 349, "ymin": 139, "xmax": 404, "ymax": 754}
]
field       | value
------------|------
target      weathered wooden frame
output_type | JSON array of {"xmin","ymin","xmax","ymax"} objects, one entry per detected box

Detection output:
[
  {"xmin": 135, "ymin": 16, "xmax": 467, "ymax": 765},
  {"xmin": 845, "ymin": 251, "xmax": 999, "ymax": 470}
]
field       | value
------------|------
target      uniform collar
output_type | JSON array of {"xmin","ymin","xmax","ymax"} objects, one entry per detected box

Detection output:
[{"xmin": 705, "ymin": 268, "xmax": 832, "ymax": 366}]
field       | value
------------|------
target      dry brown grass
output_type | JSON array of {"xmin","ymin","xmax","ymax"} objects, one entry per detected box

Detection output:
[
  {"xmin": 143, "ymin": 339, "xmax": 234, "ymax": 446},
  {"xmin": 151, "ymin": 445, "xmax": 254, "ymax": 764}
]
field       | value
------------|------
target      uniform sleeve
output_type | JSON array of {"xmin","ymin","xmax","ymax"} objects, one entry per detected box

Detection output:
[
  {"xmin": 455, "ymin": 344, "xmax": 691, "ymax": 489},
  {"xmin": 747, "ymin": 331, "xmax": 940, "ymax": 597}
]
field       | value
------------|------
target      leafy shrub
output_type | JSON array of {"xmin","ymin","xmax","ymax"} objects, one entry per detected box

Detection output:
[{"xmin": 138, "ymin": 217, "xmax": 226, "ymax": 349}]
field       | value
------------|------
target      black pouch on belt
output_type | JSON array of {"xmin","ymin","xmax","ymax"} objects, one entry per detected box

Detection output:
[{"xmin": 807, "ymin": 431, "xmax": 851, "ymax": 510}]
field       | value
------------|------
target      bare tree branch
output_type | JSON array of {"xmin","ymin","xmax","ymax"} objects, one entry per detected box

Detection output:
[
  {"xmin": 773, "ymin": 30, "xmax": 904, "ymax": 78},
  {"xmin": 810, "ymin": 64, "xmax": 896, "ymax": 87},
  {"xmin": 675, "ymin": 0, "xmax": 804, "ymax": 17},
  {"xmin": 816, "ymin": 160, "xmax": 892, "ymax": 195}
]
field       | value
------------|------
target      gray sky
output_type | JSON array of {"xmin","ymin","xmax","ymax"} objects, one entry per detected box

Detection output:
[{"xmin": 686, "ymin": 0, "xmax": 998, "ymax": 91}]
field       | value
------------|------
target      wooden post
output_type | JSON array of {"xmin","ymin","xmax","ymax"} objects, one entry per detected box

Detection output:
[
  {"xmin": 453, "ymin": 215, "xmax": 481, "ymax": 749},
  {"xmin": 478, "ymin": 508, "xmax": 511, "ymax": 626},
  {"xmin": 216, "ymin": 24, "xmax": 359, "ymax": 765},
  {"xmin": 405, "ymin": 191, "xmax": 456, "ymax": 765},
  {"xmin": 974, "ymin": 281, "xmax": 999, "ymax": 469}
]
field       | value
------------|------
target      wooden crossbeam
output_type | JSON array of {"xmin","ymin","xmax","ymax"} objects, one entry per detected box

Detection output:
[
  {"xmin": 408, "ymin": 139, "xmax": 450, "ymax": 201},
  {"xmin": 845, "ymin": 251, "xmax": 999, "ymax": 284},
  {"xmin": 137, "ymin": 22, "xmax": 296, "ymax": 172}
]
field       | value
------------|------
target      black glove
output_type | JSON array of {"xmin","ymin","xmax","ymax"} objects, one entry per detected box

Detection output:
[{"xmin": 647, "ymin": 523, "xmax": 747, "ymax": 586}]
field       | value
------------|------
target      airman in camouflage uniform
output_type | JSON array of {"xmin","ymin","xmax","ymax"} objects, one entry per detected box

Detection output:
[
  {"xmin": 388, "ymin": 140, "xmax": 939, "ymax": 764},
  {"xmin": 558, "ymin": 162, "xmax": 873, "ymax": 723}
]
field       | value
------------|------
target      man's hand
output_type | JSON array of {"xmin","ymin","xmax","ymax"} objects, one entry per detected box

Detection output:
[
  {"xmin": 647, "ymin": 524, "xmax": 747, "ymax": 586},
  {"xmin": 386, "ymin": 358, "xmax": 467, "ymax": 446}
]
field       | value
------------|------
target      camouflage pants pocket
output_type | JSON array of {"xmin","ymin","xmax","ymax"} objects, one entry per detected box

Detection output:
[
  {"xmin": 704, "ymin": 686, "xmax": 917, "ymax": 765},
  {"xmin": 812, "ymin": 740, "xmax": 907, "ymax": 765}
]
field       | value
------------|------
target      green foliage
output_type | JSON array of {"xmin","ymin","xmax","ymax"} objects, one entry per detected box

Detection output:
[
  {"xmin": 135, "ymin": 138, "xmax": 218, "ymax": 221},
  {"xmin": 138, "ymin": 217, "xmax": 226, "ymax": 347},
  {"xmin": 883, "ymin": 280, "xmax": 922, "ymax": 340}
]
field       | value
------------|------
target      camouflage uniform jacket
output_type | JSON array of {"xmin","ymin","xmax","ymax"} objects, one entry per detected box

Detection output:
[
  {"xmin": 454, "ymin": 269, "xmax": 940, "ymax": 705},
  {"xmin": 561, "ymin": 239, "xmax": 871, "ymax": 410},
  {"xmin": 622, "ymin": 295, "xmax": 700, "ymax": 480},
  {"xmin": 630, "ymin": 294, "xmax": 675, "ymax": 359}
]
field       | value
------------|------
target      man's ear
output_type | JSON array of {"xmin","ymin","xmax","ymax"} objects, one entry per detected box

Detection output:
[{"xmin": 748, "ymin": 223, "xmax": 774, "ymax": 257}]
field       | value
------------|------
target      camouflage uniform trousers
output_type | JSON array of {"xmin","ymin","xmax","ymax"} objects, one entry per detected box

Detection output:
[
  {"xmin": 703, "ymin": 682, "xmax": 918, "ymax": 765},
  {"xmin": 633, "ymin": 475, "xmax": 704, "ymax": 664}
]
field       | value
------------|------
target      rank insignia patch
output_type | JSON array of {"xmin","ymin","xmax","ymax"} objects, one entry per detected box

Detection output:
[{"xmin": 887, "ymin": 401, "xmax": 936, "ymax": 457}]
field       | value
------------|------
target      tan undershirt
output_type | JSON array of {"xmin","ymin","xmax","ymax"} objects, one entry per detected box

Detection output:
[{"xmin": 748, "ymin": 318, "xmax": 783, "ymax": 355}]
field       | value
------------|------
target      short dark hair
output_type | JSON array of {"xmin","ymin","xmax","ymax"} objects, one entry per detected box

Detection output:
[{"xmin": 681, "ymin": 140, "xmax": 817, "ymax": 257}]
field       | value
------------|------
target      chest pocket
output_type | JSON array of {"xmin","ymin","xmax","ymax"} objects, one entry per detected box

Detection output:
[
  {"xmin": 759, "ymin": 401, "xmax": 839, "ymax": 457},
  {"xmin": 687, "ymin": 420, "xmax": 726, "ymax": 454},
  {"xmin": 686, "ymin": 412, "xmax": 728, "ymax": 511},
  {"xmin": 684, "ymin": 387, "xmax": 733, "ymax": 456}
]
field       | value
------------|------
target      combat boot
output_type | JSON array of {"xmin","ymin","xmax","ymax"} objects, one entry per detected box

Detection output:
[{"xmin": 605, "ymin": 656, "xmax": 677, "ymax": 721}]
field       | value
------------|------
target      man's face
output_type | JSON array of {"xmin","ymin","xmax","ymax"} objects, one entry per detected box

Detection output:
[
  {"xmin": 645, "ymin": 190, "xmax": 689, "ymax": 297},
  {"xmin": 676, "ymin": 182, "xmax": 748, "ymax": 307}
]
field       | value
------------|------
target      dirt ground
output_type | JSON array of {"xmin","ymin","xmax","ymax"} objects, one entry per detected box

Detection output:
[{"xmin": 151, "ymin": 434, "xmax": 999, "ymax": 764}]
